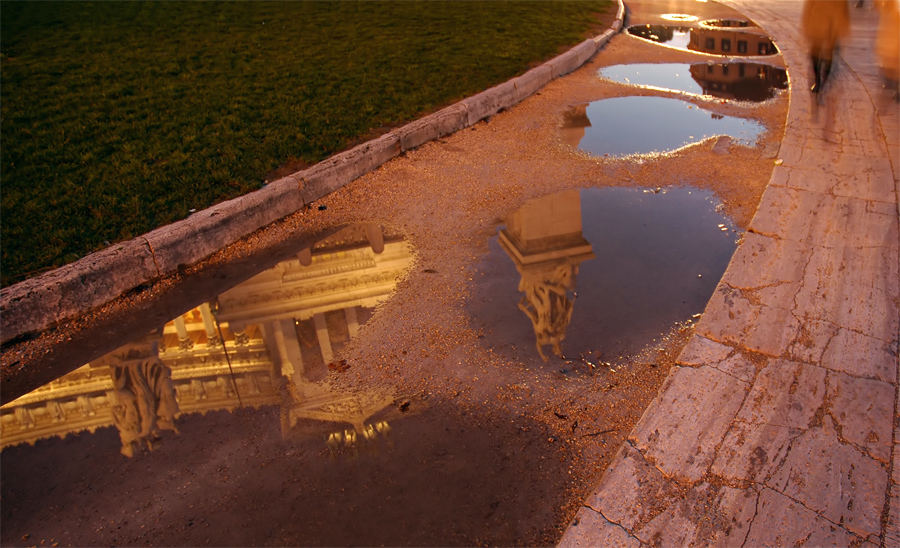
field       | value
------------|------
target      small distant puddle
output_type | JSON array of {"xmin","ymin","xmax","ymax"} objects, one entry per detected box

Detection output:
[
  {"xmin": 627, "ymin": 24, "xmax": 779, "ymax": 56},
  {"xmin": 470, "ymin": 187, "xmax": 739, "ymax": 365},
  {"xmin": 628, "ymin": 24, "xmax": 692, "ymax": 49},
  {"xmin": 597, "ymin": 62, "xmax": 788, "ymax": 102},
  {"xmin": 561, "ymin": 96, "xmax": 765, "ymax": 157},
  {"xmin": 701, "ymin": 18, "xmax": 756, "ymax": 28},
  {"xmin": 661, "ymin": 13, "xmax": 699, "ymax": 22}
]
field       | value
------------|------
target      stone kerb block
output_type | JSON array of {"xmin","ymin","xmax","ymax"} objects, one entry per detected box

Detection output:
[
  {"xmin": 145, "ymin": 176, "xmax": 309, "ymax": 277},
  {"xmin": 572, "ymin": 39, "xmax": 599, "ymax": 66},
  {"xmin": 299, "ymin": 132, "xmax": 401, "ymax": 204},
  {"xmin": 0, "ymin": 239, "xmax": 158, "ymax": 344},
  {"xmin": 512, "ymin": 65, "xmax": 553, "ymax": 103},
  {"xmin": 548, "ymin": 39, "xmax": 591, "ymax": 78},
  {"xmin": 397, "ymin": 104, "xmax": 467, "ymax": 151},
  {"xmin": 461, "ymin": 79, "xmax": 518, "ymax": 126}
]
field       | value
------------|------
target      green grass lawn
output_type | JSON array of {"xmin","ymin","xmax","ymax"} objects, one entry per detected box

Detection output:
[{"xmin": 1, "ymin": 0, "xmax": 611, "ymax": 286}]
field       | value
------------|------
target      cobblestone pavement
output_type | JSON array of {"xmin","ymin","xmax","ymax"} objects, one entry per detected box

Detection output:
[{"xmin": 560, "ymin": 1, "xmax": 900, "ymax": 546}]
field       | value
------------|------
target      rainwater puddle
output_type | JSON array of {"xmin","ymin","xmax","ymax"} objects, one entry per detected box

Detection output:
[
  {"xmin": 0, "ymin": 225, "xmax": 576, "ymax": 545},
  {"xmin": 627, "ymin": 24, "xmax": 779, "ymax": 56},
  {"xmin": 470, "ymin": 187, "xmax": 739, "ymax": 365},
  {"xmin": 701, "ymin": 19, "xmax": 756, "ymax": 28},
  {"xmin": 561, "ymin": 96, "xmax": 765, "ymax": 157},
  {"xmin": 597, "ymin": 62, "xmax": 788, "ymax": 102},
  {"xmin": 661, "ymin": 13, "xmax": 699, "ymax": 22},
  {"xmin": 628, "ymin": 24, "xmax": 692, "ymax": 49}
]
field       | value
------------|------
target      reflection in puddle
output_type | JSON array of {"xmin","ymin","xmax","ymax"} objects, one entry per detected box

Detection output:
[
  {"xmin": 561, "ymin": 96, "xmax": 765, "ymax": 157},
  {"xmin": 1, "ymin": 224, "xmax": 415, "ymax": 456},
  {"xmin": 628, "ymin": 24, "xmax": 692, "ymax": 49},
  {"xmin": 598, "ymin": 62, "xmax": 788, "ymax": 102},
  {"xmin": 1, "ymin": 224, "xmax": 583, "ymax": 545},
  {"xmin": 1, "ymin": 400, "xmax": 574, "ymax": 546},
  {"xmin": 628, "ymin": 24, "xmax": 778, "ymax": 56},
  {"xmin": 700, "ymin": 18, "xmax": 755, "ymax": 28},
  {"xmin": 471, "ymin": 187, "xmax": 739, "ymax": 364},
  {"xmin": 498, "ymin": 190, "xmax": 595, "ymax": 361}
]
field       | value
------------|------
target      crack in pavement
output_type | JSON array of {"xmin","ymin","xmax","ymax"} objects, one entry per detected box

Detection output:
[{"xmin": 582, "ymin": 502, "xmax": 646, "ymax": 545}]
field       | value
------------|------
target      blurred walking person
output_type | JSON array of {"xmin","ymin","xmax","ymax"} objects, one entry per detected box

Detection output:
[
  {"xmin": 802, "ymin": 0, "xmax": 850, "ymax": 95},
  {"xmin": 876, "ymin": 0, "xmax": 900, "ymax": 100}
]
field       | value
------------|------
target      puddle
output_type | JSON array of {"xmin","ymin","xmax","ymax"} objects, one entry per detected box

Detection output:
[
  {"xmin": 661, "ymin": 13, "xmax": 699, "ymax": 22},
  {"xmin": 560, "ymin": 96, "xmax": 765, "ymax": 157},
  {"xmin": 627, "ymin": 24, "xmax": 692, "ymax": 49},
  {"xmin": 0, "ymin": 223, "xmax": 581, "ymax": 545},
  {"xmin": 470, "ymin": 187, "xmax": 739, "ymax": 365},
  {"xmin": 597, "ymin": 62, "xmax": 788, "ymax": 102},
  {"xmin": 701, "ymin": 19, "xmax": 756, "ymax": 28},
  {"xmin": 627, "ymin": 24, "xmax": 779, "ymax": 56},
  {"xmin": 2, "ymin": 401, "xmax": 572, "ymax": 546},
  {"xmin": 1, "ymin": 224, "xmax": 416, "ymax": 453}
]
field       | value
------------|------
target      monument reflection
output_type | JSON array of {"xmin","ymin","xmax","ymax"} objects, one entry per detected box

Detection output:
[{"xmin": 498, "ymin": 190, "xmax": 595, "ymax": 361}]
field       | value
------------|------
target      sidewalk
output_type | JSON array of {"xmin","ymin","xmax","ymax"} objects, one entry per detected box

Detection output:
[{"xmin": 560, "ymin": 1, "xmax": 900, "ymax": 545}]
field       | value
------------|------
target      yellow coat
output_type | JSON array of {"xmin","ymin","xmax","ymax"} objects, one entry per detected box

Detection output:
[
  {"xmin": 802, "ymin": 0, "xmax": 851, "ymax": 58},
  {"xmin": 876, "ymin": 0, "xmax": 900, "ymax": 80}
]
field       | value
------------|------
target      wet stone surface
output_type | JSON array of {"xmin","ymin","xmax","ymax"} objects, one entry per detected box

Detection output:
[
  {"xmin": 1, "ymin": 400, "xmax": 576, "ymax": 546},
  {"xmin": 561, "ymin": 96, "xmax": 766, "ymax": 157},
  {"xmin": 469, "ymin": 186, "xmax": 739, "ymax": 366},
  {"xmin": 597, "ymin": 62, "xmax": 788, "ymax": 102},
  {"xmin": 627, "ymin": 24, "xmax": 779, "ymax": 56}
]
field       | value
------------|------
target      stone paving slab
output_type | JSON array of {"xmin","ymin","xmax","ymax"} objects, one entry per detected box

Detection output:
[{"xmin": 560, "ymin": 1, "xmax": 899, "ymax": 545}]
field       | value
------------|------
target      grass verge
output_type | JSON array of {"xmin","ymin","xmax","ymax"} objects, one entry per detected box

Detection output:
[{"xmin": 1, "ymin": 0, "xmax": 612, "ymax": 285}]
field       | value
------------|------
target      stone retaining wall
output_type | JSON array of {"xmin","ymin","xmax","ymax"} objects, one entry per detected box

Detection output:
[{"xmin": 0, "ymin": 0, "xmax": 625, "ymax": 345}]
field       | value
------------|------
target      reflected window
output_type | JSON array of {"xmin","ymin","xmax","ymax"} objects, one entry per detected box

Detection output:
[
  {"xmin": 737, "ymin": 40, "xmax": 747, "ymax": 54},
  {"xmin": 705, "ymin": 37, "xmax": 716, "ymax": 50},
  {"xmin": 722, "ymin": 65, "xmax": 729, "ymax": 76},
  {"xmin": 758, "ymin": 42, "xmax": 768, "ymax": 55},
  {"xmin": 738, "ymin": 64, "xmax": 745, "ymax": 77},
  {"xmin": 721, "ymin": 38, "xmax": 731, "ymax": 52}
]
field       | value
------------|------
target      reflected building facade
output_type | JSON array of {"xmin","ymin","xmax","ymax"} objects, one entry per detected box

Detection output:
[
  {"xmin": 627, "ymin": 24, "xmax": 778, "ymax": 57},
  {"xmin": 689, "ymin": 62, "xmax": 788, "ymax": 102},
  {"xmin": 0, "ymin": 225, "xmax": 413, "ymax": 456},
  {"xmin": 688, "ymin": 27, "xmax": 778, "ymax": 56}
]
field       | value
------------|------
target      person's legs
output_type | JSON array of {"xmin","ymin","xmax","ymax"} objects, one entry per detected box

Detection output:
[{"xmin": 811, "ymin": 54, "xmax": 822, "ymax": 92}]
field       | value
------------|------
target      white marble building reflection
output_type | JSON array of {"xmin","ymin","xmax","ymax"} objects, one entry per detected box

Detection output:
[{"xmin": 0, "ymin": 225, "xmax": 414, "ymax": 456}]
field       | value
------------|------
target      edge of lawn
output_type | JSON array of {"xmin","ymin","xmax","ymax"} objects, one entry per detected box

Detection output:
[{"xmin": 0, "ymin": 0, "xmax": 625, "ymax": 347}]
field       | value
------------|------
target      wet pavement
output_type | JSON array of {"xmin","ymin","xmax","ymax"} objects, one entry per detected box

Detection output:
[
  {"xmin": 2, "ymin": 0, "xmax": 896, "ymax": 546},
  {"xmin": 561, "ymin": 0, "xmax": 900, "ymax": 546}
]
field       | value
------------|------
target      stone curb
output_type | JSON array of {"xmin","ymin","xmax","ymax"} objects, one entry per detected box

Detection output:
[{"xmin": 0, "ymin": 0, "xmax": 625, "ymax": 345}]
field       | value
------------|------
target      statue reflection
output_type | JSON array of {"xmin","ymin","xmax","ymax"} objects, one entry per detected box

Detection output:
[
  {"xmin": 0, "ymin": 224, "xmax": 413, "ymax": 456},
  {"xmin": 559, "ymin": 104, "xmax": 589, "ymax": 150},
  {"xmin": 499, "ymin": 190, "xmax": 595, "ymax": 361},
  {"xmin": 105, "ymin": 334, "xmax": 180, "ymax": 457}
]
